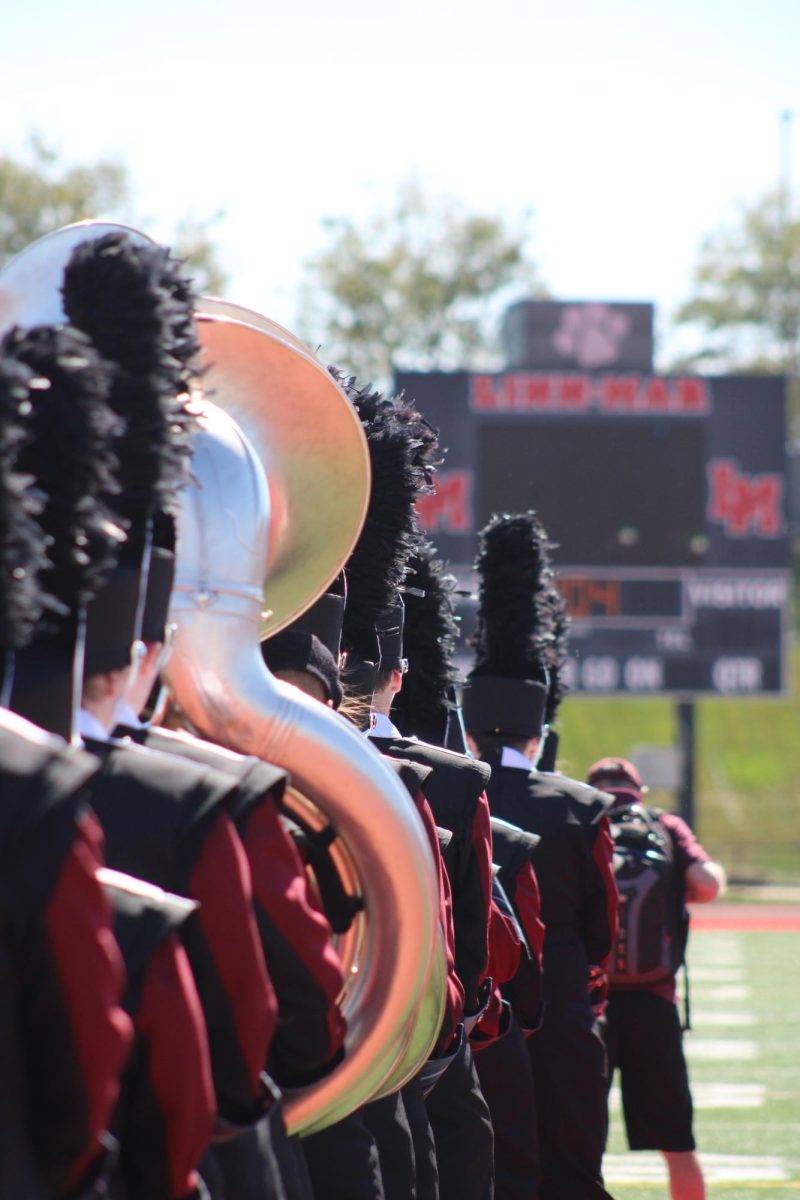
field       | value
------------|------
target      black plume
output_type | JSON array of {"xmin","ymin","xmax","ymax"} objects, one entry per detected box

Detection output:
[
  {"xmin": 470, "ymin": 511, "xmax": 554, "ymax": 680},
  {"xmin": 0, "ymin": 354, "xmax": 49, "ymax": 649},
  {"xmin": 62, "ymin": 232, "xmax": 200, "ymax": 522},
  {"xmin": 4, "ymin": 324, "xmax": 123, "ymax": 615},
  {"xmin": 543, "ymin": 580, "xmax": 570, "ymax": 721},
  {"xmin": 334, "ymin": 371, "xmax": 441, "ymax": 656},
  {"xmin": 393, "ymin": 540, "xmax": 460, "ymax": 740}
]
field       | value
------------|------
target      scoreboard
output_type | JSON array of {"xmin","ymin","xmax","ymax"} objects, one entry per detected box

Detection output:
[{"xmin": 396, "ymin": 367, "xmax": 789, "ymax": 697}]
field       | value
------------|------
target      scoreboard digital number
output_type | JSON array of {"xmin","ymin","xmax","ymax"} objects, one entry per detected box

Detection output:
[{"xmin": 397, "ymin": 368, "xmax": 789, "ymax": 697}]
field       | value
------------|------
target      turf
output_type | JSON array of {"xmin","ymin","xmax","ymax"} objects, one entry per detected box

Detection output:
[
  {"xmin": 555, "ymin": 646, "xmax": 800, "ymax": 883},
  {"xmin": 603, "ymin": 921, "xmax": 800, "ymax": 1198}
]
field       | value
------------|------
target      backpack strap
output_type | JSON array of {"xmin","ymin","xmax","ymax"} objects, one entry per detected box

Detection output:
[{"xmin": 647, "ymin": 806, "xmax": 692, "ymax": 1030}]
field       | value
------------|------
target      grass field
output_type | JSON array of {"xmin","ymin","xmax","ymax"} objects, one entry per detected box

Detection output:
[
  {"xmin": 602, "ymin": 907, "xmax": 800, "ymax": 1198},
  {"xmin": 555, "ymin": 647, "xmax": 800, "ymax": 883}
]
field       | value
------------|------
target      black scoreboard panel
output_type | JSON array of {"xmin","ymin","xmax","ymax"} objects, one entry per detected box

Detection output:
[
  {"xmin": 450, "ymin": 566, "xmax": 789, "ymax": 697},
  {"xmin": 475, "ymin": 420, "xmax": 707, "ymax": 567},
  {"xmin": 396, "ymin": 368, "xmax": 789, "ymax": 697}
]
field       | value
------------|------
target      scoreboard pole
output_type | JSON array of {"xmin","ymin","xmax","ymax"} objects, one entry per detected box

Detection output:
[{"xmin": 677, "ymin": 700, "xmax": 696, "ymax": 828}]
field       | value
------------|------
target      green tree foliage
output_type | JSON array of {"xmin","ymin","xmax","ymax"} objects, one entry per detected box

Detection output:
[
  {"xmin": 0, "ymin": 137, "xmax": 228, "ymax": 294},
  {"xmin": 298, "ymin": 182, "xmax": 544, "ymax": 384},
  {"xmin": 674, "ymin": 190, "xmax": 800, "ymax": 381}
]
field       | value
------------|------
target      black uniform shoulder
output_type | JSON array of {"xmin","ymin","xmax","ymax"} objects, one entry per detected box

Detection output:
[
  {"xmin": 490, "ymin": 815, "xmax": 541, "ymax": 854},
  {"xmin": 528, "ymin": 770, "xmax": 613, "ymax": 827},
  {"xmin": 86, "ymin": 734, "xmax": 237, "ymax": 803},
  {"xmin": 0, "ymin": 713, "xmax": 99, "ymax": 829},
  {"xmin": 82, "ymin": 736, "xmax": 241, "ymax": 879},
  {"xmin": 0, "ymin": 716, "xmax": 101, "ymax": 912},
  {"xmin": 100, "ymin": 869, "xmax": 197, "ymax": 1012},
  {"xmin": 382, "ymin": 754, "xmax": 434, "ymax": 798},
  {"xmin": 372, "ymin": 735, "xmax": 491, "ymax": 801},
  {"xmin": 128, "ymin": 725, "xmax": 288, "ymax": 820}
]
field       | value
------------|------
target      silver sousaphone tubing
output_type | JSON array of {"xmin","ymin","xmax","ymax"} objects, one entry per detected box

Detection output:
[{"xmin": 167, "ymin": 397, "xmax": 446, "ymax": 1135}]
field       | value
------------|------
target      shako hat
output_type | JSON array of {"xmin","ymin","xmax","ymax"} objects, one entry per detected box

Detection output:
[
  {"xmin": 537, "ymin": 575, "xmax": 570, "ymax": 770},
  {"xmin": 4, "ymin": 323, "xmax": 124, "ymax": 737},
  {"xmin": 60, "ymin": 231, "xmax": 200, "ymax": 674},
  {"xmin": 0, "ymin": 351, "xmax": 50, "ymax": 702},
  {"xmin": 463, "ymin": 511, "xmax": 553, "ymax": 740},
  {"xmin": 260, "ymin": 573, "xmax": 346, "ymax": 708},
  {"xmin": 391, "ymin": 539, "xmax": 465, "ymax": 750},
  {"xmin": 335, "ymin": 373, "xmax": 439, "ymax": 698}
]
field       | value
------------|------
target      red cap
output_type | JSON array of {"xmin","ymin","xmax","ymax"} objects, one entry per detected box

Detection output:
[{"xmin": 586, "ymin": 756, "xmax": 645, "ymax": 797}]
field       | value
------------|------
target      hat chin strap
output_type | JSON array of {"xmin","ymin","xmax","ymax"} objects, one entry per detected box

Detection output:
[{"xmin": 530, "ymin": 724, "xmax": 549, "ymax": 768}]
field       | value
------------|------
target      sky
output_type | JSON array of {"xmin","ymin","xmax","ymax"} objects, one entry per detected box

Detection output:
[{"xmin": 3, "ymin": 0, "xmax": 800, "ymax": 366}]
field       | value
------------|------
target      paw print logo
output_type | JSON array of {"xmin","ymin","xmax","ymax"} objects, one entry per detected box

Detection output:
[{"xmin": 552, "ymin": 304, "xmax": 632, "ymax": 369}]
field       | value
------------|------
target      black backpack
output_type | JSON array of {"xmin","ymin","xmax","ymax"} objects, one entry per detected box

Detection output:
[{"xmin": 609, "ymin": 804, "xmax": 690, "ymax": 1015}]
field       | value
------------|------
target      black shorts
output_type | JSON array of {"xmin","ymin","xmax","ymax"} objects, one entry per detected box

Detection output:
[{"xmin": 603, "ymin": 989, "xmax": 695, "ymax": 1152}]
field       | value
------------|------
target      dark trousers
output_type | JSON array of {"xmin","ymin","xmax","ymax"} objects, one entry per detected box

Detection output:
[
  {"xmin": 402, "ymin": 1075, "xmax": 440, "ymax": 1200},
  {"xmin": 425, "ymin": 1037, "xmax": 494, "ymax": 1200},
  {"xmin": 302, "ymin": 1108, "xmax": 385, "ymax": 1200},
  {"xmin": 200, "ymin": 1107, "xmax": 289, "ymax": 1200},
  {"xmin": 474, "ymin": 1015, "xmax": 539, "ymax": 1200},
  {"xmin": 363, "ymin": 1091, "xmax": 416, "ymax": 1200},
  {"xmin": 527, "ymin": 1000, "xmax": 613, "ymax": 1200}
]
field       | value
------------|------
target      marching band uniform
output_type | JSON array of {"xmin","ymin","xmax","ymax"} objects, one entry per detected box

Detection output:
[
  {"xmin": 101, "ymin": 870, "xmax": 216, "ymax": 1200},
  {"xmin": 117, "ymin": 719, "xmax": 347, "ymax": 1092},
  {"xmin": 79, "ymin": 730, "xmax": 280, "ymax": 1135},
  {"xmin": 0, "ymin": 713, "xmax": 133, "ymax": 1199}
]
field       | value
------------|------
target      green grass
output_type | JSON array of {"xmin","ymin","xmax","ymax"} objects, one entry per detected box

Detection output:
[
  {"xmin": 555, "ymin": 647, "xmax": 800, "ymax": 883},
  {"xmin": 604, "ymin": 925, "xmax": 800, "ymax": 1198}
]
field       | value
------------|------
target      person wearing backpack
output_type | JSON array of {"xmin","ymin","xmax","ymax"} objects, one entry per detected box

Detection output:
[{"xmin": 586, "ymin": 758, "xmax": 726, "ymax": 1200}]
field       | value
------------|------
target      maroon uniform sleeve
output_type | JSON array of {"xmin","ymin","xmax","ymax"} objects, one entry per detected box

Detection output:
[
  {"xmin": 185, "ymin": 812, "xmax": 278, "ymax": 1126},
  {"xmin": 453, "ymin": 789, "xmax": 493, "ymax": 1013},
  {"xmin": 411, "ymin": 788, "xmax": 465, "ymax": 1053},
  {"xmin": 470, "ymin": 899, "xmax": 521, "ymax": 1047},
  {"xmin": 486, "ymin": 897, "xmax": 522, "ymax": 987},
  {"xmin": 39, "ymin": 812, "xmax": 133, "ymax": 1196},
  {"xmin": 660, "ymin": 811, "xmax": 711, "ymax": 874},
  {"xmin": 124, "ymin": 935, "xmax": 216, "ymax": 1199},
  {"xmin": 506, "ymin": 862, "xmax": 545, "ymax": 1033},
  {"xmin": 581, "ymin": 813, "xmax": 618, "ymax": 977},
  {"xmin": 514, "ymin": 862, "xmax": 545, "ymax": 970},
  {"xmin": 238, "ymin": 799, "xmax": 347, "ymax": 1086}
]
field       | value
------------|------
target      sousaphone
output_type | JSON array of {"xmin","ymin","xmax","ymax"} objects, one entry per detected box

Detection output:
[{"xmin": 168, "ymin": 392, "xmax": 445, "ymax": 1133}]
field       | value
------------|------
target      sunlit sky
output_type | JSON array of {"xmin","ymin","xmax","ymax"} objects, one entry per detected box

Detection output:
[{"xmin": 4, "ymin": 0, "xmax": 799, "ymax": 365}]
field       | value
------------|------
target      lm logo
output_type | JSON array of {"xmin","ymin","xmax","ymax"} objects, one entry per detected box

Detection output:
[
  {"xmin": 707, "ymin": 460, "xmax": 784, "ymax": 538},
  {"xmin": 416, "ymin": 471, "xmax": 473, "ymax": 534}
]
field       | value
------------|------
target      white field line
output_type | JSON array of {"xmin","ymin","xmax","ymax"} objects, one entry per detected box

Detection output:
[
  {"xmin": 691, "ymin": 1009, "xmax": 756, "ymax": 1026},
  {"xmin": 603, "ymin": 1152, "xmax": 790, "ymax": 1183},
  {"xmin": 693, "ymin": 983, "xmax": 749, "ymax": 1001},
  {"xmin": 609, "ymin": 1081, "xmax": 765, "ymax": 1110},
  {"xmin": 686, "ymin": 966, "xmax": 745, "ymax": 982},
  {"xmin": 685, "ymin": 1037, "xmax": 757, "ymax": 1061}
]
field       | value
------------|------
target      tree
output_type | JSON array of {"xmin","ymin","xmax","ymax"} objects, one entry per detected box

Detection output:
[
  {"xmin": 297, "ymin": 182, "xmax": 544, "ymax": 384},
  {"xmin": 0, "ymin": 137, "xmax": 228, "ymax": 294},
  {"xmin": 673, "ymin": 190, "xmax": 800, "ymax": 380}
]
